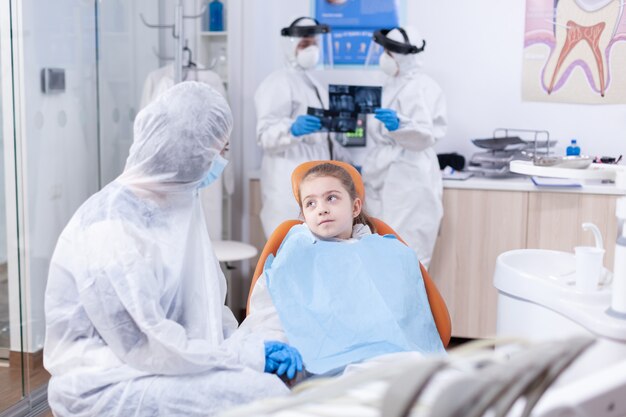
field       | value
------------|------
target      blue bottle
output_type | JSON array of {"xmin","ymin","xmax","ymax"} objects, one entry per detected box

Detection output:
[
  {"xmin": 566, "ymin": 139, "xmax": 581, "ymax": 156},
  {"xmin": 208, "ymin": 0, "xmax": 224, "ymax": 32}
]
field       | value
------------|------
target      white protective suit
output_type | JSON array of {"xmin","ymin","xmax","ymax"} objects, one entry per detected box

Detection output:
[
  {"xmin": 140, "ymin": 64, "xmax": 233, "ymax": 242},
  {"xmin": 362, "ymin": 27, "xmax": 447, "ymax": 267},
  {"xmin": 44, "ymin": 82, "xmax": 288, "ymax": 417},
  {"xmin": 255, "ymin": 19, "xmax": 350, "ymax": 238}
]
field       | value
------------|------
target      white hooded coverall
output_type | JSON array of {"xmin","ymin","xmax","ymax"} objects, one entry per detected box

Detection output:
[
  {"xmin": 362, "ymin": 28, "xmax": 447, "ymax": 267},
  {"xmin": 254, "ymin": 22, "xmax": 351, "ymax": 238},
  {"xmin": 255, "ymin": 68, "xmax": 331, "ymax": 238},
  {"xmin": 44, "ymin": 82, "xmax": 288, "ymax": 417}
]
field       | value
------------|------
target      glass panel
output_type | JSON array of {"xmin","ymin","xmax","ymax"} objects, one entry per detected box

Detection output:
[
  {"xmin": 0, "ymin": 0, "xmax": 164, "ymax": 411},
  {"xmin": 18, "ymin": 0, "xmax": 100, "ymax": 395},
  {"xmin": 0, "ymin": 0, "xmax": 25, "ymax": 410},
  {"xmin": 0, "ymin": 30, "xmax": 9, "ymax": 359},
  {"xmin": 97, "ymin": 0, "xmax": 162, "ymax": 184}
]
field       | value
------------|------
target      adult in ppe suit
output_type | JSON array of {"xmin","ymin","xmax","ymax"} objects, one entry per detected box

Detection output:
[
  {"xmin": 362, "ymin": 27, "xmax": 447, "ymax": 267},
  {"xmin": 255, "ymin": 17, "xmax": 350, "ymax": 237},
  {"xmin": 44, "ymin": 82, "xmax": 290, "ymax": 417}
]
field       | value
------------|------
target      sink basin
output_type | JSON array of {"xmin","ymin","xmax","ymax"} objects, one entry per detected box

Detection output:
[
  {"xmin": 498, "ymin": 248, "xmax": 574, "ymax": 279},
  {"xmin": 494, "ymin": 249, "xmax": 624, "ymax": 341},
  {"xmin": 495, "ymin": 249, "xmax": 611, "ymax": 306}
]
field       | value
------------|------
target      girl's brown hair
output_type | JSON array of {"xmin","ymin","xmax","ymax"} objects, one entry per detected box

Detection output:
[{"xmin": 297, "ymin": 162, "xmax": 377, "ymax": 233}]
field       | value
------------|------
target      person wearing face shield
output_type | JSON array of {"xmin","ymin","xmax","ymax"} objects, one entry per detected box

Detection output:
[
  {"xmin": 43, "ymin": 82, "xmax": 300, "ymax": 417},
  {"xmin": 363, "ymin": 27, "xmax": 447, "ymax": 268},
  {"xmin": 254, "ymin": 17, "xmax": 352, "ymax": 238}
]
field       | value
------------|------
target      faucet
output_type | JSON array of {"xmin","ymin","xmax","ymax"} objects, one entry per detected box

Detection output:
[{"xmin": 582, "ymin": 223, "xmax": 604, "ymax": 250}]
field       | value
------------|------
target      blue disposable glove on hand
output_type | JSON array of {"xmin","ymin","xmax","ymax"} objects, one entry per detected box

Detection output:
[
  {"xmin": 291, "ymin": 115, "xmax": 322, "ymax": 137},
  {"xmin": 374, "ymin": 108, "xmax": 400, "ymax": 132},
  {"xmin": 264, "ymin": 341, "xmax": 303, "ymax": 380}
]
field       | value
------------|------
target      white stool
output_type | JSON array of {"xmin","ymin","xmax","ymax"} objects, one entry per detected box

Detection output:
[
  {"xmin": 212, "ymin": 240, "xmax": 258, "ymax": 263},
  {"xmin": 212, "ymin": 240, "xmax": 258, "ymax": 310}
]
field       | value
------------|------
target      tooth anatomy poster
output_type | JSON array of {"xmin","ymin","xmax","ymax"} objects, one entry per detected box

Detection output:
[{"xmin": 522, "ymin": 0, "xmax": 626, "ymax": 104}]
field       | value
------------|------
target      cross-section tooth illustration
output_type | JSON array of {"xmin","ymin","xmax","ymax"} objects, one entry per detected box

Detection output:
[{"xmin": 543, "ymin": 0, "xmax": 623, "ymax": 96}]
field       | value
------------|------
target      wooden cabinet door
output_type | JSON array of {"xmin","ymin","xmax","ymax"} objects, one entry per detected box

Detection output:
[
  {"xmin": 429, "ymin": 189, "xmax": 529, "ymax": 338},
  {"xmin": 527, "ymin": 192, "xmax": 618, "ymax": 269}
]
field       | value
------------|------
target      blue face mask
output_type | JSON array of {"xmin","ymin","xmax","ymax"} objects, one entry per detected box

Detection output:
[{"xmin": 198, "ymin": 154, "xmax": 229, "ymax": 189}]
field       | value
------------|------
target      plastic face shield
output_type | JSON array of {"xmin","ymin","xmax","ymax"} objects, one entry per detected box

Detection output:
[
  {"xmin": 364, "ymin": 42, "xmax": 386, "ymax": 68},
  {"xmin": 364, "ymin": 27, "xmax": 426, "ymax": 67},
  {"xmin": 281, "ymin": 18, "xmax": 334, "ymax": 68}
]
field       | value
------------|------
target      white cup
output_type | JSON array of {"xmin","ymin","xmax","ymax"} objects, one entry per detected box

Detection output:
[{"xmin": 575, "ymin": 246, "xmax": 605, "ymax": 292}]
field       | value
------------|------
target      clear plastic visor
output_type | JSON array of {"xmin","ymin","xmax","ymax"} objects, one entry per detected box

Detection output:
[
  {"xmin": 282, "ymin": 33, "xmax": 334, "ymax": 69},
  {"xmin": 364, "ymin": 39, "xmax": 386, "ymax": 67}
]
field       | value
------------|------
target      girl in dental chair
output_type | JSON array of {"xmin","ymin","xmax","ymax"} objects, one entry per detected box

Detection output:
[{"xmin": 240, "ymin": 161, "xmax": 445, "ymax": 378}]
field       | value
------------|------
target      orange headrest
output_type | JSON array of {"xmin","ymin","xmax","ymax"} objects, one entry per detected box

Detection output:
[{"xmin": 291, "ymin": 160, "xmax": 365, "ymax": 204}]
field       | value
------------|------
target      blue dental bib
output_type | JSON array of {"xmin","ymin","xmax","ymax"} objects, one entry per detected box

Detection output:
[{"xmin": 265, "ymin": 224, "xmax": 444, "ymax": 375}]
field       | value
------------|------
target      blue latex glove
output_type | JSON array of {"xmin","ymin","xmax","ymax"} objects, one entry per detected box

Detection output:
[
  {"xmin": 291, "ymin": 115, "xmax": 322, "ymax": 137},
  {"xmin": 374, "ymin": 108, "xmax": 400, "ymax": 132},
  {"xmin": 264, "ymin": 341, "xmax": 303, "ymax": 380}
]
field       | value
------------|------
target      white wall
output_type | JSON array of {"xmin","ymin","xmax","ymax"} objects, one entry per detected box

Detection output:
[
  {"xmin": 239, "ymin": 0, "xmax": 626, "ymax": 177},
  {"xmin": 408, "ymin": 1, "xmax": 626, "ymax": 158},
  {"xmin": 240, "ymin": 0, "xmax": 312, "ymax": 177}
]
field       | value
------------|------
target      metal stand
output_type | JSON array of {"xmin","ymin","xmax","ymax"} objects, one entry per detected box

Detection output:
[{"xmin": 493, "ymin": 127, "xmax": 551, "ymax": 161}]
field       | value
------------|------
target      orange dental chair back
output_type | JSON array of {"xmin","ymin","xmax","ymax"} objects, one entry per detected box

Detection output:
[{"xmin": 246, "ymin": 161, "xmax": 452, "ymax": 347}]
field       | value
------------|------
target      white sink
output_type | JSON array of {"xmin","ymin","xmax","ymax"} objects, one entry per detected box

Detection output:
[
  {"xmin": 494, "ymin": 249, "xmax": 624, "ymax": 341},
  {"xmin": 495, "ymin": 249, "xmax": 611, "ymax": 306},
  {"xmin": 496, "ymin": 249, "xmax": 573, "ymax": 279}
]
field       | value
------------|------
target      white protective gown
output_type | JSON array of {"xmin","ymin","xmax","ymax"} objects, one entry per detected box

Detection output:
[
  {"xmin": 44, "ymin": 82, "xmax": 288, "ymax": 417},
  {"xmin": 255, "ymin": 65, "xmax": 350, "ymax": 238},
  {"xmin": 140, "ymin": 64, "xmax": 233, "ymax": 242},
  {"xmin": 362, "ymin": 32, "xmax": 447, "ymax": 267}
]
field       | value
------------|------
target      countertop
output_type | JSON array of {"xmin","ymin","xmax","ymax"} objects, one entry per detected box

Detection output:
[
  {"xmin": 443, "ymin": 175, "xmax": 625, "ymax": 195},
  {"xmin": 247, "ymin": 170, "xmax": 625, "ymax": 196}
]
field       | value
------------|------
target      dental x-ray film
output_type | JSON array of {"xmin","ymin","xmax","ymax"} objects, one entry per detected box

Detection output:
[
  {"xmin": 306, "ymin": 108, "xmax": 357, "ymax": 133},
  {"xmin": 329, "ymin": 84, "xmax": 382, "ymax": 114},
  {"xmin": 306, "ymin": 107, "xmax": 332, "ymax": 131},
  {"xmin": 306, "ymin": 107, "xmax": 366, "ymax": 147}
]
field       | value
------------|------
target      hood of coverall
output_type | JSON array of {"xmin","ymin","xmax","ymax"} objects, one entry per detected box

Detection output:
[
  {"xmin": 120, "ymin": 81, "xmax": 233, "ymax": 192},
  {"xmin": 281, "ymin": 17, "xmax": 332, "ymax": 70},
  {"xmin": 385, "ymin": 26, "xmax": 425, "ymax": 77}
]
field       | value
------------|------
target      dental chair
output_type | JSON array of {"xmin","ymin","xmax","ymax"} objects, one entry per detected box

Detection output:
[{"xmin": 246, "ymin": 160, "xmax": 452, "ymax": 348}]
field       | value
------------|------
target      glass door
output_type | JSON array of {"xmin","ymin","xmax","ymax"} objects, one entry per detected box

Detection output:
[
  {"xmin": 0, "ymin": 0, "xmax": 26, "ymax": 413},
  {"xmin": 0, "ymin": 46, "xmax": 9, "ymax": 362},
  {"xmin": 1, "ymin": 0, "xmax": 101, "ymax": 410},
  {"xmin": 96, "ymin": 0, "xmax": 162, "ymax": 185},
  {"xmin": 0, "ymin": 0, "xmax": 187, "ymax": 413}
]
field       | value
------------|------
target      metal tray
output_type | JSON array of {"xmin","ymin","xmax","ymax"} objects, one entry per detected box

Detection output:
[
  {"xmin": 472, "ymin": 136, "xmax": 525, "ymax": 150},
  {"xmin": 533, "ymin": 156, "xmax": 593, "ymax": 169}
]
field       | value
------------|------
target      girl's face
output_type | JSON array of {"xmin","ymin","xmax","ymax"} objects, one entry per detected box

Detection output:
[{"xmin": 300, "ymin": 176, "xmax": 362, "ymax": 239}]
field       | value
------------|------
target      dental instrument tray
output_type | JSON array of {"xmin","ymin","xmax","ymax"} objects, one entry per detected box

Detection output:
[
  {"xmin": 471, "ymin": 136, "xmax": 525, "ymax": 150},
  {"xmin": 468, "ymin": 128, "xmax": 554, "ymax": 177},
  {"xmin": 471, "ymin": 137, "xmax": 557, "ymax": 151},
  {"xmin": 533, "ymin": 155, "xmax": 593, "ymax": 169}
]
